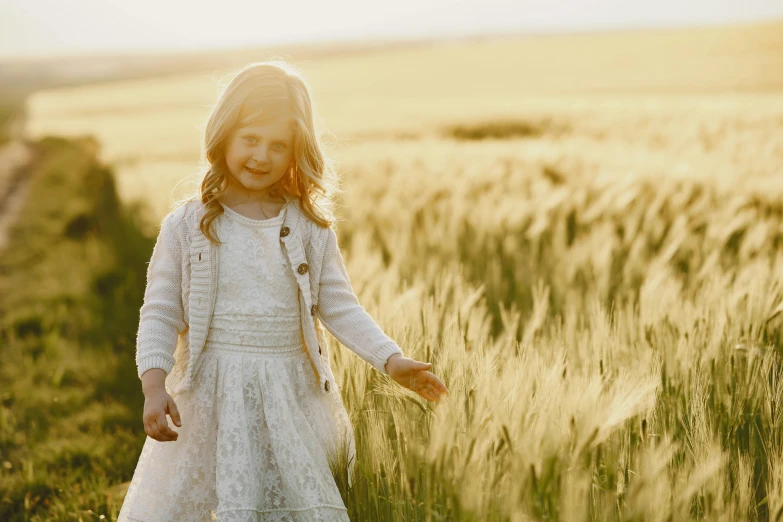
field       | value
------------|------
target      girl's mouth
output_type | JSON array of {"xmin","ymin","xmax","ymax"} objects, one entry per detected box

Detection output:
[{"xmin": 246, "ymin": 166, "xmax": 268, "ymax": 175}]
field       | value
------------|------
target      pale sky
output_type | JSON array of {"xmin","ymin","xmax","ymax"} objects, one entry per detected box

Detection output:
[{"xmin": 1, "ymin": 0, "xmax": 782, "ymax": 60}]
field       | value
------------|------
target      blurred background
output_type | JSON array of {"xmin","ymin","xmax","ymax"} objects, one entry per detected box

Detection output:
[{"xmin": 1, "ymin": 1, "xmax": 783, "ymax": 520}]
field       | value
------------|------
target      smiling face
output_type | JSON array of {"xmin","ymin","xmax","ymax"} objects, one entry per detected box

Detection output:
[{"xmin": 223, "ymin": 113, "xmax": 295, "ymax": 202}]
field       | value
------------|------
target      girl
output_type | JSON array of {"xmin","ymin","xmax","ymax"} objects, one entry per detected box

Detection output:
[{"xmin": 117, "ymin": 59, "xmax": 448, "ymax": 522}]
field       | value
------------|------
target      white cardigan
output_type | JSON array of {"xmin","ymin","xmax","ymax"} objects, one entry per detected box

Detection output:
[{"xmin": 135, "ymin": 195, "xmax": 404, "ymax": 396}]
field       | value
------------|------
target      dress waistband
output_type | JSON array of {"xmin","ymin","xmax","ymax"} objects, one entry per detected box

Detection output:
[
  {"xmin": 205, "ymin": 313, "xmax": 304, "ymax": 356},
  {"xmin": 204, "ymin": 340, "xmax": 307, "ymax": 357}
]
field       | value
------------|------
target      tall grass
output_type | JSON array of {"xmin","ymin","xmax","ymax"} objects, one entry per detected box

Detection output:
[{"xmin": 308, "ymin": 141, "xmax": 783, "ymax": 520}]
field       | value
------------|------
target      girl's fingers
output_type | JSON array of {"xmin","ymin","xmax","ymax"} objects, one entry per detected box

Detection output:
[
  {"xmin": 425, "ymin": 373, "xmax": 447, "ymax": 392},
  {"xmin": 433, "ymin": 378, "xmax": 448, "ymax": 394},
  {"xmin": 155, "ymin": 413, "xmax": 178, "ymax": 441},
  {"xmin": 153, "ymin": 418, "xmax": 168, "ymax": 441},
  {"xmin": 428, "ymin": 383, "xmax": 445, "ymax": 401},
  {"xmin": 417, "ymin": 369, "xmax": 446, "ymax": 391},
  {"xmin": 406, "ymin": 369, "xmax": 447, "ymax": 398},
  {"xmin": 423, "ymin": 384, "xmax": 437, "ymax": 402},
  {"xmin": 168, "ymin": 399, "xmax": 182, "ymax": 427},
  {"xmin": 149, "ymin": 418, "xmax": 161, "ymax": 441}
]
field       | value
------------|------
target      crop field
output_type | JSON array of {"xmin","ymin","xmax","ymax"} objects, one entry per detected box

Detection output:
[{"xmin": 17, "ymin": 18, "xmax": 783, "ymax": 521}]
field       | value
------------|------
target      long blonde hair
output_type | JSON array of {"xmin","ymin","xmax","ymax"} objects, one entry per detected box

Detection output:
[{"xmin": 184, "ymin": 58, "xmax": 340, "ymax": 244}]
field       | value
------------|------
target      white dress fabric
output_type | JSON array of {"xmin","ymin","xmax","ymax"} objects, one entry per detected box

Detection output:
[{"xmin": 118, "ymin": 201, "xmax": 354, "ymax": 522}]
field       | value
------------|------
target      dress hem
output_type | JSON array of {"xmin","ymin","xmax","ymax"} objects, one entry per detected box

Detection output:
[
  {"xmin": 216, "ymin": 503, "xmax": 349, "ymax": 514},
  {"xmin": 124, "ymin": 503, "xmax": 349, "ymax": 521}
]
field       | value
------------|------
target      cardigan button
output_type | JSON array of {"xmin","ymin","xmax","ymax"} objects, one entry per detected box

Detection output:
[
  {"xmin": 324, "ymin": 380, "xmax": 330, "ymax": 392},
  {"xmin": 311, "ymin": 304, "xmax": 316, "ymax": 316},
  {"xmin": 297, "ymin": 263, "xmax": 309, "ymax": 275},
  {"xmin": 280, "ymin": 226, "xmax": 290, "ymax": 238},
  {"xmin": 318, "ymin": 344, "xmax": 322, "ymax": 355}
]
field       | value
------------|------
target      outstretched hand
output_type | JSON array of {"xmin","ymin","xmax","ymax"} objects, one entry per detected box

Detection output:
[{"xmin": 385, "ymin": 354, "xmax": 448, "ymax": 403}]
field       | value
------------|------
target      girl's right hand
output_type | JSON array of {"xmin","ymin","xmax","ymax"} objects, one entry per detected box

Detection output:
[{"xmin": 143, "ymin": 389, "xmax": 182, "ymax": 442}]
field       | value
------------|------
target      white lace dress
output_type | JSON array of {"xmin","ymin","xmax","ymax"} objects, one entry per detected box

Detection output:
[{"xmin": 118, "ymin": 201, "xmax": 354, "ymax": 522}]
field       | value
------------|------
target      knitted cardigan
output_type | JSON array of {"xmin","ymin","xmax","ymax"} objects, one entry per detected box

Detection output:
[{"xmin": 135, "ymin": 195, "xmax": 405, "ymax": 396}]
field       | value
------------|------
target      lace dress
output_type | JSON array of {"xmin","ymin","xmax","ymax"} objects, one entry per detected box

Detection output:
[{"xmin": 118, "ymin": 201, "xmax": 354, "ymax": 522}]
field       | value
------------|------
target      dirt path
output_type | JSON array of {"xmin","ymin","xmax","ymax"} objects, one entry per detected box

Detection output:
[{"xmin": 0, "ymin": 140, "xmax": 35, "ymax": 251}]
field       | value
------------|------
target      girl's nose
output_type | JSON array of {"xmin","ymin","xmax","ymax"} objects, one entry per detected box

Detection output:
[{"xmin": 252, "ymin": 147, "xmax": 268, "ymax": 163}]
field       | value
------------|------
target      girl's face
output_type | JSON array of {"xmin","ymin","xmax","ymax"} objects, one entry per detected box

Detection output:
[{"xmin": 224, "ymin": 114, "xmax": 295, "ymax": 199}]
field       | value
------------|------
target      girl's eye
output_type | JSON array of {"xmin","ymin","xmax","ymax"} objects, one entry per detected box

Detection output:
[{"xmin": 243, "ymin": 137, "xmax": 284, "ymax": 150}]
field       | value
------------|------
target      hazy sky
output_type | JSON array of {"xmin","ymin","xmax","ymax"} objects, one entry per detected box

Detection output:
[{"xmin": 1, "ymin": 0, "xmax": 782, "ymax": 60}]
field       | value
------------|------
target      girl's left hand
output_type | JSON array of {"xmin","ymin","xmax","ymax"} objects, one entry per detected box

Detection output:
[{"xmin": 385, "ymin": 354, "xmax": 449, "ymax": 403}]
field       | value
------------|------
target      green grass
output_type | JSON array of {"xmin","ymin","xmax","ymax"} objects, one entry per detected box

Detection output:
[{"xmin": 0, "ymin": 136, "xmax": 153, "ymax": 521}]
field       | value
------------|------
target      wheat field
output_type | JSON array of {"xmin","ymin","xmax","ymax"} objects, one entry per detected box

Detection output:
[{"xmin": 22, "ymin": 19, "xmax": 783, "ymax": 520}]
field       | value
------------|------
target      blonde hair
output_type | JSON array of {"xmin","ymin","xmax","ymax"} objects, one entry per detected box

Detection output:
[{"xmin": 180, "ymin": 58, "xmax": 340, "ymax": 244}]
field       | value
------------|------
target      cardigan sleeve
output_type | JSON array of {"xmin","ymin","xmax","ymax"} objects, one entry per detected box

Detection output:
[
  {"xmin": 316, "ymin": 226, "xmax": 404, "ymax": 375},
  {"xmin": 135, "ymin": 211, "xmax": 187, "ymax": 379}
]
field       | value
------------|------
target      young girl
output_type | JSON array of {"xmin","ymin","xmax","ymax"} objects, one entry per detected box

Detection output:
[{"xmin": 117, "ymin": 59, "xmax": 448, "ymax": 522}]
